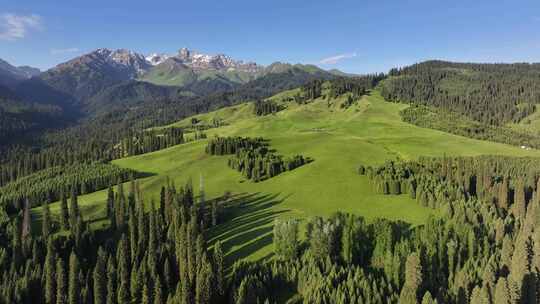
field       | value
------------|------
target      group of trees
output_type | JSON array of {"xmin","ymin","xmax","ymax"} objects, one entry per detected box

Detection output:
[
  {"xmin": 227, "ymin": 147, "xmax": 309, "ymax": 182},
  {"xmin": 206, "ymin": 136, "xmax": 310, "ymax": 182},
  {"xmin": 0, "ymin": 125, "xmax": 196, "ymax": 191},
  {"xmin": 234, "ymin": 155, "xmax": 540, "ymax": 303},
  {"xmin": 0, "ymin": 162, "xmax": 136, "ymax": 211},
  {"xmin": 0, "ymin": 176, "xmax": 232, "ymax": 303},
  {"xmin": 400, "ymin": 105, "xmax": 540, "ymax": 149},
  {"xmin": 382, "ymin": 60, "xmax": 540, "ymax": 126},
  {"xmin": 118, "ymin": 127, "xmax": 186, "ymax": 158},
  {"xmin": 253, "ymin": 100, "xmax": 283, "ymax": 116},
  {"xmin": 291, "ymin": 75, "xmax": 385, "ymax": 105},
  {"xmin": 205, "ymin": 137, "xmax": 266, "ymax": 156}
]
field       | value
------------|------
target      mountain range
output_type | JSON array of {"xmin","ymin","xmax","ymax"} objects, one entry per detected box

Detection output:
[{"xmin": 0, "ymin": 47, "xmax": 345, "ymax": 140}]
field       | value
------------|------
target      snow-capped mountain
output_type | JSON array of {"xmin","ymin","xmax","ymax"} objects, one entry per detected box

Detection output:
[
  {"xmin": 174, "ymin": 48, "xmax": 262, "ymax": 72},
  {"xmin": 146, "ymin": 53, "xmax": 171, "ymax": 66}
]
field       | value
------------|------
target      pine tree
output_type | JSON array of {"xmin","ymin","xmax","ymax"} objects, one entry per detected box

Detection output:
[
  {"xmin": 510, "ymin": 234, "xmax": 532, "ymax": 303},
  {"xmin": 93, "ymin": 249, "xmax": 107, "ymax": 304},
  {"xmin": 107, "ymin": 186, "xmax": 115, "ymax": 228},
  {"xmin": 514, "ymin": 178, "xmax": 526, "ymax": 218},
  {"xmin": 68, "ymin": 251, "xmax": 80, "ymax": 304},
  {"xmin": 56, "ymin": 258, "xmax": 67, "ymax": 304},
  {"xmin": 499, "ymin": 178, "xmax": 509, "ymax": 210},
  {"xmin": 60, "ymin": 192, "xmax": 69, "ymax": 229},
  {"xmin": 421, "ymin": 291, "xmax": 435, "ymax": 304},
  {"xmin": 273, "ymin": 219, "xmax": 299, "ymax": 261},
  {"xmin": 21, "ymin": 198, "xmax": 32, "ymax": 239},
  {"xmin": 44, "ymin": 239, "xmax": 57, "ymax": 304},
  {"xmin": 399, "ymin": 253, "xmax": 423, "ymax": 304},
  {"xmin": 213, "ymin": 241, "xmax": 225, "ymax": 299},
  {"xmin": 69, "ymin": 186, "xmax": 80, "ymax": 231},
  {"xmin": 154, "ymin": 276, "xmax": 163, "ymax": 304},
  {"xmin": 494, "ymin": 277, "xmax": 511, "ymax": 304},
  {"xmin": 195, "ymin": 254, "xmax": 213, "ymax": 304},
  {"xmin": 106, "ymin": 256, "xmax": 117, "ymax": 304},
  {"xmin": 42, "ymin": 199, "xmax": 51, "ymax": 238}
]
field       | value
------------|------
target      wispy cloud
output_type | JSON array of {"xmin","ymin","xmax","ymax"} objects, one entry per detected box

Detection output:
[
  {"xmin": 0, "ymin": 13, "xmax": 42, "ymax": 41},
  {"xmin": 50, "ymin": 48, "xmax": 80, "ymax": 55},
  {"xmin": 319, "ymin": 52, "xmax": 358, "ymax": 65}
]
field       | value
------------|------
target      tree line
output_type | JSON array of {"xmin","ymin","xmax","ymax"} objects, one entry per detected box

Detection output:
[
  {"xmin": 291, "ymin": 74, "xmax": 385, "ymax": 105},
  {"xmin": 0, "ymin": 162, "xmax": 136, "ymax": 212},
  {"xmin": 400, "ymin": 105, "xmax": 540, "ymax": 149},
  {"xmin": 0, "ymin": 126, "xmax": 190, "ymax": 189},
  {"xmin": 381, "ymin": 60, "xmax": 540, "ymax": 126},
  {"xmin": 206, "ymin": 136, "xmax": 311, "ymax": 182},
  {"xmin": 253, "ymin": 100, "xmax": 283, "ymax": 116},
  {"xmin": 230, "ymin": 155, "xmax": 540, "ymax": 303}
]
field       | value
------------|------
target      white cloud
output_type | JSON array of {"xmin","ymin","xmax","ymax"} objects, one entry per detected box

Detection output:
[
  {"xmin": 50, "ymin": 48, "xmax": 80, "ymax": 55},
  {"xmin": 319, "ymin": 52, "xmax": 357, "ymax": 65},
  {"xmin": 0, "ymin": 13, "xmax": 42, "ymax": 41}
]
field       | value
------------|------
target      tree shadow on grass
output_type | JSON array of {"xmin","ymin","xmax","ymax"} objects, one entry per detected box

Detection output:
[{"xmin": 207, "ymin": 192, "xmax": 291, "ymax": 268}]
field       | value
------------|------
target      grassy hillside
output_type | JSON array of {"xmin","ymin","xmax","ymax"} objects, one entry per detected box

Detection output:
[{"xmin": 32, "ymin": 89, "xmax": 540, "ymax": 264}]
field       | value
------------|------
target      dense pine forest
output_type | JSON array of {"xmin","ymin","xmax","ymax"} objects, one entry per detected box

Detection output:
[
  {"xmin": 381, "ymin": 61, "xmax": 540, "ymax": 126},
  {"xmin": 4, "ymin": 57, "xmax": 540, "ymax": 304},
  {"xmin": 5, "ymin": 155, "xmax": 540, "ymax": 303}
]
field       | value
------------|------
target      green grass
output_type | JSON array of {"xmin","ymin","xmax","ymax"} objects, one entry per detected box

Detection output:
[
  {"xmin": 32, "ymin": 90, "xmax": 540, "ymax": 264},
  {"xmin": 509, "ymin": 109, "xmax": 540, "ymax": 136}
]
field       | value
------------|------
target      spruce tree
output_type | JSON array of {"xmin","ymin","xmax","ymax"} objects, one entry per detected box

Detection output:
[
  {"xmin": 93, "ymin": 249, "xmax": 107, "ymax": 304},
  {"xmin": 494, "ymin": 277, "xmax": 511, "ymax": 304},
  {"xmin": 69, "ymin": 186, "xmax": 80, "ymax": 231},
  {"xmin": 154, "ymin": 276, "xmax": 163, "ymax": 304},
  {"xmin": 44, "ymin": 239, "xmax": 57, "ymax": 304},
  {"xmin": 106, "ymin": 256, "xmax": 117, "ymax": 304},
  {"xmin": 68, "ymin": 251, "xmax": 80, "ymax": 304},
  {"xmin": 213, "ymin": 241, "xmax": 225, "ymax": 299},
  {"xmin": 56, "ymin": 258, "xmax": 67, "ymax": 304},
  {"xmin": 42, "ymin": 199, "xmax": 51, "ymax": 238},
  {"xmin": 60, "ymin": 192, "xmax": 69, "ymax": 230},
  {"xmin": 399, "ymin": 253, "xmax": 423, "ymax": 304}
]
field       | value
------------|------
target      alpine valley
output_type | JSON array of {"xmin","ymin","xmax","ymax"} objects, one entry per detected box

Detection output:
[{"xmin": 4, "ymin": 43, "xmax": 540, "ymax": 304}]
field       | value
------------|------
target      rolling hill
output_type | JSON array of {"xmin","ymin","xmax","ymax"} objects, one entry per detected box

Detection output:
[{"xmin": 31, "ymin": 87, "xmax": 540, "ymax": 264}]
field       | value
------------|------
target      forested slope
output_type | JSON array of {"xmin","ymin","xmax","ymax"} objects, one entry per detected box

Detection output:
[{"xmin": 380, "ymin": 61, "xmax": 540, "ymax": 125}]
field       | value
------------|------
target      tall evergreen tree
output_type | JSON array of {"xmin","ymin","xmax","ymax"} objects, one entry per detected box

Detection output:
[
  {"xmin": 93, "ymin": 249, "xmax": 107, "ymax": 304},
  {"xmin": 60, "ymin": 192, "xmax": 69, "ymax": 229},
  {"xmin": 399, "ymin": 253, "xmax": 423, "ymax": 304},
  {"xmin": 68, "ymin": 251, "xmax": 80, "ymax": 304},
  {"xmin": 69, "ymin": 186, "xmax": 80, "ymax": 231},
  {"xmin": 56, "ymin": 258, "xmax": 67, "ymax": 304},
  {"xmin": 42, "ymin": 199, "xmax": 51, "ymax": 238},
  {"xmin": 494, "ymin": 277, "xmax": 511, "ymax": 304},
  {"xmin": 106, "ymin": 256, "xmax": 117, "ymax": 304},
  {"xmin": 44, "ymin": 239, "xmax": 57, "ymax": 304},
  {"xmin": 213, "ymin": 241, "xmax": 225, "ymax": 299}
]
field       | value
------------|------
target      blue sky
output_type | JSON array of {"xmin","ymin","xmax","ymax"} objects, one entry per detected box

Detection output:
[{"xmin": 1, "ymin": 0, "xmax": 539, "ymax": 73}]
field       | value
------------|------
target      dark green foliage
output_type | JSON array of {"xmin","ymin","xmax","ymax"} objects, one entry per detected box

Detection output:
[
  {"xmin": 400, "ymin": 104, "xmax": 540, "ymax": 149},
  {"xmin": 291, "ymin": 74, "xmax": 384, "ymax": 104},
  {"xmin": 253, "ymin": 100, "xmax": 283, "ymax": 116},
  {"xmin": 207, "ymin": 136, "xmax": 311, "ymax": 182},
  {"xmin": 381, "ymin": 60, "xmax": 540, "ymax": 126},
  {"xmin": 273, "ymin": 219, "xmax": 299, "ymax": 261},
  {"xmin": 227, "ymin": 146, "xmax": 310, "ymax": 182},
  {"xmin": 205, "ymin": 136, "xmax": 266, "ymax": 156},
  {"xmin": 0, "ymin": 162, "xmax": 136, "ymax": 210}
]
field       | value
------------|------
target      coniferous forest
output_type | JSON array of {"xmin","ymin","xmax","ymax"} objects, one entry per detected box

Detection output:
[{"xmin": 4, "ymin": 45, "xmax": 540, "ymax": 304}]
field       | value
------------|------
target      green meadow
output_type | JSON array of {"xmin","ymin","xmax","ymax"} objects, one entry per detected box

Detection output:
[{"xmin": 32, "ymin": 90, "xmax": 540, "ymax": 264}]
